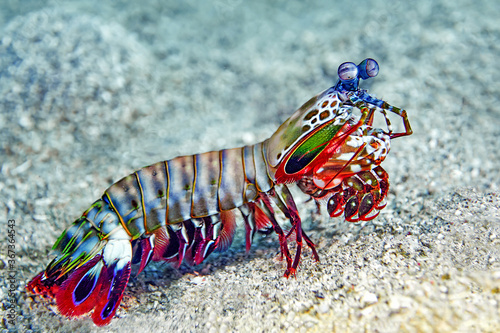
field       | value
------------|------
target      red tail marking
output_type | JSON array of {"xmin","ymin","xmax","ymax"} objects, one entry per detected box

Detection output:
[
  {"xmin": 91, "ymin": 261, "xmax": 131, "ymax": 326},
  {"xmin": 56, "ymin": 255, "xmax": 103, "ymax": 318},
  {"xmin": 26, "ymin": 272, "xmax": 59, "ymax": 299}
]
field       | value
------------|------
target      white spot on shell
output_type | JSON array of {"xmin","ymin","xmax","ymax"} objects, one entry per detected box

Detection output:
[
  {"xmin": 313, "ymin": 177, "xmax": 341, "ymax": 189},
  {"xmin": 103, "ymin": 238, "xmax": 132, "ymax": 267},
  {"xmin": 346, "ymin": 137, "xmax": 363, "ymax": 148},
  {"xmin": 365, "ymin": 144, "xmax": 376, "ymax": 155},
  {"xmin": 339, "ymin": 153, "xmax": 354, "ymax": 161},
  {"xmin": 349, "ymin": 164, "xmax": 362, "ymax": 172}
]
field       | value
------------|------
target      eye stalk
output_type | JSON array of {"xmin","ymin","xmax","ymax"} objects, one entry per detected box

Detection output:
[
  {"xmin": 357, "ymin": 58, "xmax": 379, "ymax": 80},
  {"xmin": 338, "ymin": 62, "xmax": 358, "ymax": 81},
  {"xmin": 334, "ymin": 58, "xmax": 379, "ymax": 92}
]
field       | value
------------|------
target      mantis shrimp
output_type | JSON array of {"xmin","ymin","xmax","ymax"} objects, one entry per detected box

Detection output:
[{"xmin": 27, "ymin": 59, "xmax": 412, "ymax": 326}]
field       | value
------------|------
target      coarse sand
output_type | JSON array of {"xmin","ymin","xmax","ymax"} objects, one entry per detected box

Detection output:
[{"xmin": 1, "ymin": 1, "xmax": 499, "ymax": 332}]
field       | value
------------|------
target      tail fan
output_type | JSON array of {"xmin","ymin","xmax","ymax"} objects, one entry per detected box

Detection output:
[
  {"xmin": 27, "ymin": 219, "xmax": 132, "ymax": 327},
  {"xmin": 55, "ymin": 255, "xmax": 104, "ymax": 318},
  {"xmin": 91, "ymin": 260, "xmax": 131, "ymax": 326}
]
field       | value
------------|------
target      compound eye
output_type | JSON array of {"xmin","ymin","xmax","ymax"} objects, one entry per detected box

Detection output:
[
  {"xmin": 338, "ymin": 62, "xmax": 358, "ymax": 81},
  {"xmin": 358, "ymin": 58, "xmax": 379, "ymax": 79}
]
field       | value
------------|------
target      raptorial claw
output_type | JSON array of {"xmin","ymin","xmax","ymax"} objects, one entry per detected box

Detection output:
[{"xmin": 301, "ymin": 166, "xmax": 390, "ymax": 223}]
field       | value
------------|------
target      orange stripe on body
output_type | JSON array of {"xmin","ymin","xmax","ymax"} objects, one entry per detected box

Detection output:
[{"xmin": 104, "ymin": 192, "xmax": 132, "ymax": 238}]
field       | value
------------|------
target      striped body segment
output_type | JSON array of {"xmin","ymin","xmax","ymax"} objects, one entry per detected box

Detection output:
[{"xmin": 100, "ymin": 142, "xmax": 273, "ymax": 239}]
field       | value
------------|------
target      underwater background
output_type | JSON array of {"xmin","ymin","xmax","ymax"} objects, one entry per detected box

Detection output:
[{"xmin": 1, "ymin": 0, "xmax": 499, "ymax": 331}]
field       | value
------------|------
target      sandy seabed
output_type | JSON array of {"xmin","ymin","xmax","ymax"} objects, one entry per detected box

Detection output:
[{"xmin": 1, "ymin": 1, "xmax": 499, "ymax": 332}]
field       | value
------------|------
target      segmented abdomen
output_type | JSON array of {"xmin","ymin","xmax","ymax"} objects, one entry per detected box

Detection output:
[{"xmin": 91, "ymin": 142, "xmax": 273, "ymax": 240}]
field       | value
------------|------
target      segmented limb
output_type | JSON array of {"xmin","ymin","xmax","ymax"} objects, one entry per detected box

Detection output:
[
  {"xmin": 269, "ymin": 185, "xmax": 320, "ymax": 277},
  {"xmin": 239, "ymin": 204, "xmax": 256, "ymax": 253},
  {"xmin": 388, "ymin": 107, "xmax": 412, "ymax": 139},
  {"xmin": 257, "ymin": 194, "xmax": 294, "ymax": 273},
  {"xmin": 300, "ymin": 166, "xmax": 389, "ymax": 222},
  {"xmin": 349, "ymin": 93, "xmax": 413, "ymax": 139}
]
